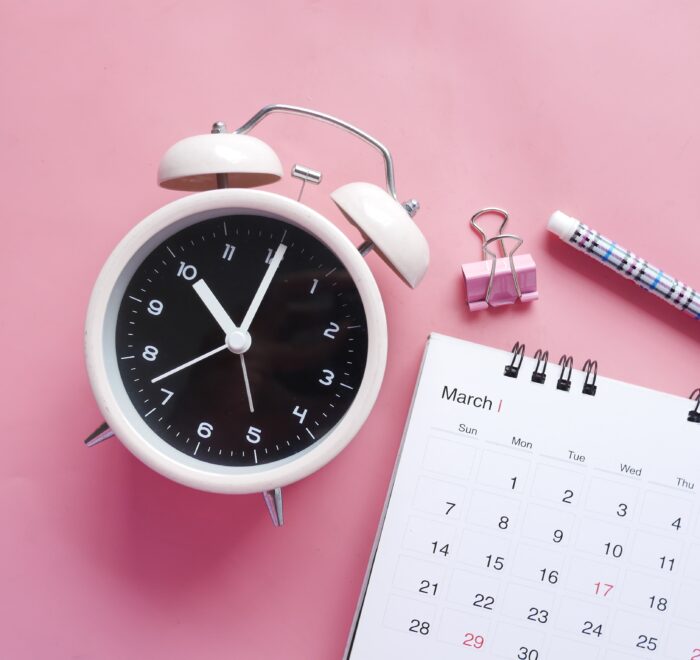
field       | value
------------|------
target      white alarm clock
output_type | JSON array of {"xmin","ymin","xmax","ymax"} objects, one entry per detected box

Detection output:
[{"xmin": 84, "ymin": 104, "xmax": 428, "ymax": 525}]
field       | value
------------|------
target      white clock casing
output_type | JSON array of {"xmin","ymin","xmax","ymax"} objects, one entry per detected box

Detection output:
[
  {"xmin": 85, "ymin": 188, "xmax": 388, "ymax": 494},
  {"xmin": 83, "ymin": 104, "xmax": 429, "ymax": 524}
]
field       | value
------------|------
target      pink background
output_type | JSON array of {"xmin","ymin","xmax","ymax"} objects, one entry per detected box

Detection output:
[{"xmin": 1, "ymin": 1, "xmax": 699, "ymax": 658}]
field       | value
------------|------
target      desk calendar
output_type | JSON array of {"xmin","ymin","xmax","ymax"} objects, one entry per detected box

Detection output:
[{"xmin": 346, "ymin": 334, "xmax": 700, "ymax": 660}]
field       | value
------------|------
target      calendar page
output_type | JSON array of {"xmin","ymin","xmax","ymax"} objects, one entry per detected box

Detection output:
[{"xmin": 346, "ymin": 334, "xmax": 700, "ymax": 660}]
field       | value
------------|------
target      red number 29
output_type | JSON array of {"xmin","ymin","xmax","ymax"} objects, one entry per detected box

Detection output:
[
  {"xmin": 463, "ymin": 633, "xmax": 485, "ymax": 649},
  {"xmin": 690, "ymin": 648, "xmax": 700, "ymax": 660}
]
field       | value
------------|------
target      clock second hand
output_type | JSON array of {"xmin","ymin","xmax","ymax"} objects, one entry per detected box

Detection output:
[
  {"xmin": 150, "ymin": 345, "xmax": 255, "ymax": 416},
  {"xmin": 239, "ymin": 354, "xmax": 254, "ymax": 413}
]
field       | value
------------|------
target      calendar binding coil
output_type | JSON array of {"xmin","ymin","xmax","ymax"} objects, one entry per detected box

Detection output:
[
  {"xmin": 690, "ymin": 389, "xmax": 700, "ymax": 423},
  {"xmin": 504, "ymin": 343, "xmax": 699, "ymax": 423}
]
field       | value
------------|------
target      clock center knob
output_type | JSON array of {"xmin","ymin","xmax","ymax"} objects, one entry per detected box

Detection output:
[{"xmin": 225, "ymin": 329, "xmax": 252, "ymax": 354}]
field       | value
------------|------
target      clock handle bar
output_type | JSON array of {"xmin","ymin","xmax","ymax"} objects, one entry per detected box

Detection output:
[{"xmin": 234, "ymin": 104, "xmax": 400, "ymax": 201}]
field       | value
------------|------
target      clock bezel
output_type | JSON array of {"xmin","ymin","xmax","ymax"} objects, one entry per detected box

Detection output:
[{"xmin": 85, "ymin": 189, "xmax": 387, "ymax": 494}]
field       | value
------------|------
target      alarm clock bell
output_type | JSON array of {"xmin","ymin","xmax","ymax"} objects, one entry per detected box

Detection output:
[
  {"xmin": 84, "ymin": 104, "xmax": 428, "ymax": 526},
  {"xmin": 158, "ymin": 110, "xmax": 428, "ymax": 288}
]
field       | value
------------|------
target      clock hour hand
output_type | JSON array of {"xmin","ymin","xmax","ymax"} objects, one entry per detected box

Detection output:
[
  {"xmin": 192, "ymin": 279, "xmax": 239, "ymax": 335},
  {"xmin": 240, "ymin": 243, "xmax": 287, "ymax": 333},
  {"xmin": 191, "ymin": 278, "xmax": 255, "ymax": 410}
]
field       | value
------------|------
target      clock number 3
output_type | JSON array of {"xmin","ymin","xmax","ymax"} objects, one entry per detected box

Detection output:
[{"xmin": 319, "ymin": 369, "xmax": 335, "ymax": 386}]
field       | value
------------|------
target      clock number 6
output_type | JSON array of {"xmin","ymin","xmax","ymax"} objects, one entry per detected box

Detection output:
[{"xmin": 197, "ymin": 422, "xmax": 213, "ymax": 439}]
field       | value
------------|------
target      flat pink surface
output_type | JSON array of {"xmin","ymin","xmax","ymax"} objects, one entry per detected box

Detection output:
[{"xmin": 1, "ymin": 1, "xmax": 699, "ymax": 658}]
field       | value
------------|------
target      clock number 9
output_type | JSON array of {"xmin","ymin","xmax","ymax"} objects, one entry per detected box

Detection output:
[{"xmin": 147, "ymin": 299, "xmax": 163, "ymax": 316}]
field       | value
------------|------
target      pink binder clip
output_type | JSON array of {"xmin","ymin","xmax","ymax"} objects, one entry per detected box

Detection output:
[{"xmin": 462, "ymin": 208, "xmax": 538, "ymax": 311}]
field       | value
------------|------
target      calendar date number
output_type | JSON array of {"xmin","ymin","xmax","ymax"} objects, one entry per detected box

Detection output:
[
  {"xmin": 462, "ymin": 633, "xmax": 485, "ymax": 649},
  {"xmin": 636, "ymin": 634, "xmax": 658, "ymax": 651},
  {"xmin": 582, "ymin": 621, "xmax": 603, "ymax": 637},
  {"xmin": 408, "ymin": 619, "xmax": 430, "ymax": 635},
  {"xmin": 594, "ymin": 581, "xmax": 614, "ymax": 596},
  {"xmin": 473, "ymin": 593, "xmax": 495, "ymax": 610},
  {"xmin": 527, "ymin": 607, "xmax": 549, "ymax": 623},
  {"xmin": 418, "ymin": 580, "xmax": 438, "ymax": 596}
]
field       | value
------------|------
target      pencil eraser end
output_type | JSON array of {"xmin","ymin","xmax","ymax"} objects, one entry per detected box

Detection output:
[{"xmin": 547, "ymin": 210, "xmax": 579, "ymax": 240}]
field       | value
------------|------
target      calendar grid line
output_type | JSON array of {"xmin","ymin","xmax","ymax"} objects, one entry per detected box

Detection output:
[
  {"xmin": 647, "ymin": 479, "xmax": 697, "ymax": 495},
  {"xmin": 429, "ymin": 425, "xmax": 481, "ymax": 440}
]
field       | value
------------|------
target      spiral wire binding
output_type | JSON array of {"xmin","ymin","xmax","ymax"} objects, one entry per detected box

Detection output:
[
  {"xmin": 504, "ymin": 342, "xmax": 525, "ymax": 378},
  {"xmin": 582, "ymin": 359, "xmax": 598, "ymax": 396},
  {"xmin": 689, "ymin": 389, "xmax": 700, "ymax": 423},
  {"xmin": 504, "ymin": 343, "xmax": 598, "ymax": 397},
  {"xmin": 557, "ymin": 355, "xmax": 573, "ymax": 392},
  {"xmin": 531, "ymin": 349, "xmax": 549, "ymax": 384}
]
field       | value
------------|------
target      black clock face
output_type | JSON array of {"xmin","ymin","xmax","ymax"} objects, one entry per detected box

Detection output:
[{"xmin": 114, "ymin": 213, "xmax": 369, "ymax": 467}]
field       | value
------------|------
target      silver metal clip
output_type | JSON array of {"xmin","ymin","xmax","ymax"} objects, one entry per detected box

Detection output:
[
  {"xmin": 482, "ymin": 233, "xmax": 524, "ymax": 304},
  {"xmin": 291, "ymin": 164, "xmax": 323, "ymax": 202},
  {"xmin": 470, "ymin": 208, "xmax": 509, "ymax": 260}
]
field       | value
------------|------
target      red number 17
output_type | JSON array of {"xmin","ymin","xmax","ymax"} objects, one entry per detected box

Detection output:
[{"xmin": 594, "ymin": 582, "xmax": 614, "ymax": 596}]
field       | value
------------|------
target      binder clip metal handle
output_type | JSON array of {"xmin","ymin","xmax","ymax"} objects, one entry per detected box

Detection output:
[
  {"xmin": 462, "ymin": 208, "xmax": 538, "ymax": 311},
  {"xmin": 483, "ymin": 233, "xmax": 523, "ymax": 305},
  {"xmin": 470, "ymin": 207, "xmax": 509, "ymax": 260}
]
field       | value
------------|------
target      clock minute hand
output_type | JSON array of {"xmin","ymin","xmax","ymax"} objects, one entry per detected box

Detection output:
[{"xmin": 240, "ymin": 243, "xmax": 287, "ymax": 333}]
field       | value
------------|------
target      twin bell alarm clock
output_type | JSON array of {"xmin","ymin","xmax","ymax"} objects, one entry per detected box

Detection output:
[{"xmin": 83, "ymin": 104, "xmax": 429, "ymax": 525}]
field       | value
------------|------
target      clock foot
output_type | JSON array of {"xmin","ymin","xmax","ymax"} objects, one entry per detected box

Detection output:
[
  {"xmin": 262, "ymin": 488, "xmax": 284, "ymax": 527},
  {"xmin": 84, "ymin": 421, "xmax": 115, "ymax": 447}
]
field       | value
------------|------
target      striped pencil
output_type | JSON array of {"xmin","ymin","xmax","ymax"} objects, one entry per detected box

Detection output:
[{"xmin": 548, "ymin": 211, "xmax": 699, "ymax": 320}]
